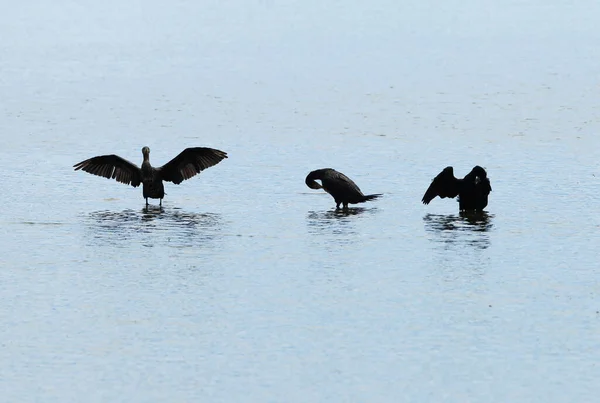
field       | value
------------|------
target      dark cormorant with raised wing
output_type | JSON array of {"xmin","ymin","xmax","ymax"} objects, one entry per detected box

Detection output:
[
  {"xmin": 74, "ymin": 146, "xmax": 227, "ymax": 206},
  {"xmin": 305, "ymin": 168, "xmax": 381, "ymax": 209},
  {"xmin": 422, "ymin": 166, "xmax": 491, "ymax": 212}
]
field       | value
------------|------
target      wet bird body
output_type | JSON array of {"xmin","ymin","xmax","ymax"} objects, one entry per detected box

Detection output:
[
  {"xmin": 305, "ymin": 168, "xmax": 381, "ymax": 209},
  {"xmin": 140, "ymin": 147, "xmax": 166, "ymax": 201},
  {"xmin": 422, "ymin": 166, "xmax": 491, "ymax": 212},
  {"xmin": 74, "ymin": 146, "xmax": 227, "ymax": 206}
]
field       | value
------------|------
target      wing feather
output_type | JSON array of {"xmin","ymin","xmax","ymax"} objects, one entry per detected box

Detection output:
[
  {"xmin": 73, "ymin": 155, "xmax": 142, "ymax": 187},
  {"xmin": 160, "ymin": 147, "xmax": 228, "ymax": 184},
  {"xmin": 422, "ymin": 166, "xmax": 460, "ymax": 204},
  {"xmin": 322, "ymin": 169, "xmax": 363, "ymax": 195}
]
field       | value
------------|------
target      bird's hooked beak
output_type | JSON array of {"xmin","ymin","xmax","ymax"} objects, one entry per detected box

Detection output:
[{"xmin": 307, "ymin": 180, "xmax": 323, "ymax": 190}]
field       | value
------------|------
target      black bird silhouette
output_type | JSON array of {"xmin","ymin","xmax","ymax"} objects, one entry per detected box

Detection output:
[
  {"xmin": 305, "ymin": 168, "xmax": 381, "ymax": 209},
  {"xmin": 422, "ymin": 166, "xmax": 491, "ymax": 212},
  {"xmin": 74, "ymin": 146, "xmax": 227, "ymax": 206}
]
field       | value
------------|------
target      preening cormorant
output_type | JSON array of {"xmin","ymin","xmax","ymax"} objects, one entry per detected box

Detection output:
[
  {"xmin": 74, "ymin": 146, "xmax": 227, "ymax": 206},
  {"xmin": 422, "ymin": 166, "xmax": 491, "ymax": 212},
  {"xmin": 305, "ymin": 168, "xmax": 381, "ymax": 209}
]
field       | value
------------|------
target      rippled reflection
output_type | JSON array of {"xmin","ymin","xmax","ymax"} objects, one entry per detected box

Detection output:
[
  {"xmin": 306, "ymin": 207, "xmax": 377, "ymax": 239},
  {"xmin": 83, "ymin": 207, "xmax": 223, "ymax": 248},
  {"xmin": 307, "ymin": 207, "xmax": 369, "ymax": 220},
  {"xmin": 423, "ymin": 212, "xmax": 493, "ymax": 249}
]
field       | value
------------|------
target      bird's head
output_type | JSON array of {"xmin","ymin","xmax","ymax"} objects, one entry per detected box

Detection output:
[
  {"xmin": 472, "ymin": 166, "xmax": 487, "ymax": 178},
  {"xmin": 306, "ymin": 180, "xmax": 323, "ymax": 190},
  {"xmin": 305, "ymin": 170, "xmax": 324, "ymax": 189}
]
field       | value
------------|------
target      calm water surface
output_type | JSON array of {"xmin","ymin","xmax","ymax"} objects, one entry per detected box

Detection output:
[{"xmin": 1, "ymin": 1, "xmax": 600, "ymax": 402}]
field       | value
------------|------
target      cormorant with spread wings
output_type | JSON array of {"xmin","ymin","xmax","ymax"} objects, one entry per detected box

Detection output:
[
  {"xmin": 422, "ymin": 166, "xmax": 491, "ymax": 212},
  {"xmin": 305, "ymin": 168, "xmax": 381, "ymax": 209},
  {"xmin": 74, "ymin": 146, "xmax": 227, "ymax": 206}
]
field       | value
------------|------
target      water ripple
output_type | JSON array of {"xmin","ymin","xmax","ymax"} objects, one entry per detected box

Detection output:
[
  {"xmin": 423, "ymin": 212, "xmax": 494, "ymax": 250},
  {"xmin": 82, "ymin": 207, "xmax": 223, "ymax": 249}
]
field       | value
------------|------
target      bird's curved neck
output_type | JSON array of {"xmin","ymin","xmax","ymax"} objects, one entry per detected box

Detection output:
[{"xmin": 141, "ymin": 152, "xmax": 152, "ymax": 175}]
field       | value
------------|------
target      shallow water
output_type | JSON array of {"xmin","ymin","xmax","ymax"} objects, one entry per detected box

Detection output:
[{"xmin": 2, "ymin": 0, "xmax": 600, "ymax": 402}]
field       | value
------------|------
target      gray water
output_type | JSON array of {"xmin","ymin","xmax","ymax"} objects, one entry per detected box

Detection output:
[{"xmin": 2, "ymin": 1, "xmax": 600, "ymax": 401}]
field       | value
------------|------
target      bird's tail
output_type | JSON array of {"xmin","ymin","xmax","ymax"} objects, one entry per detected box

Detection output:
[{"xmin": 360, "ymin": 194, "xmax": 382, "ymax": 203}]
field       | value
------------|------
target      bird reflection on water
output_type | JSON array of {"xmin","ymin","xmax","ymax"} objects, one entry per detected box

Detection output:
[
  {"xmin": 423, "ymin": 212, "xmax": 493, "ymax": 249},
  {"xmin": 84, "ymin": 207, "xmax": 223, "ymax": 248},
  {"xmin": 306, "ymin": 207, "xmax": 376, "ymax": 240},
  {"xmin": 308, "ymin": 207, "xmax": 369, "ymax": 220}
]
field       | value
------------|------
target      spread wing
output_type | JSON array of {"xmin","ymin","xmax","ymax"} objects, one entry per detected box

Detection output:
[
  {"xmin": 159, "ymin": 147, "xmax": 228, "ymax": 184},
  {"xmin": 422, "ymin": 166, "xmax": 460, "ymax": 204},
  {"xmin": 73, "ymin": 155, "xmax": 142, "ymax": 187}
]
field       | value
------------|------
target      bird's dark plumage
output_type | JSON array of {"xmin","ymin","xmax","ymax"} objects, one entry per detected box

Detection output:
[
  {"xmin": 74, "ymin": 146, "xmax": 227, "ymax": 206},
  {"xmin": 422, "ymin": 166, "xmax": 491, "ymax": 211},
  {"xmin": 160, "ymin": 147, "xmax": 228, "ymax": 185},
  {"xmin": 73, "ymin": 155, "xmax": 142, "ymax": 187},
  {"xmin": 305, "ymin": 168, "xmax": 381, "ymax": 209}
]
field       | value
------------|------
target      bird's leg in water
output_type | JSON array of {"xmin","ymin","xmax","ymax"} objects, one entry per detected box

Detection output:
[
  {"xmin": 336, "ymin": 202, "xmax": 341, "ymax": 209},
  {"xmin": 160, "ymin": 198, "xmax": 162, "ymax": 207},
  {"xmin": 146, "ymin": 198, "xmax": 148, "ymax": 207},
  {"xmin": 343, "ymin": 203, "xmax": 349, "ymax": 210}
]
